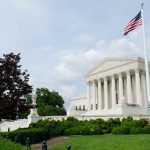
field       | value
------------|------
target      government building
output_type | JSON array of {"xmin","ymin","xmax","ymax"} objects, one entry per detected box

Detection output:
[{"xmin": 67, "ymin": 57, "xmax": 150, "ymax": 119}]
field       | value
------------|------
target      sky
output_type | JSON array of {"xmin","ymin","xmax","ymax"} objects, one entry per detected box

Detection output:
[{"xmin": 0, "ymin": 0, "xmax": 150, "ymax": 107}]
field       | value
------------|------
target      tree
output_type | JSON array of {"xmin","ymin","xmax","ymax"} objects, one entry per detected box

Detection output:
[
  {"xmin": 36, "ymin": 88, "xmax": 66, "ymax": 116},
  {"xmin": 18, "ymin": 94, "xmax": 32, "ymax": 119},
  {"xmin": 0, "ymin": 53, "xmax": 32, "ymax": 120}
]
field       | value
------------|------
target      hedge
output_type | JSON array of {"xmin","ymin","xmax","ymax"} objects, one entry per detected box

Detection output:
[
  {"xmin": 1, "ymin": 128, "xmax": 49, "ymax": 144},
  {"xmin": 142, "ymin": 125, "xmax": 150, "ymax": 134},
  {"xmin": 29, "ymin": 117, "xmax": 150, "ymax": 135},
  {"xmin": 112, "ymin": 126, "xmax": 129, "ymax": 134},
  {"xmin": 1, "ymin": 117, "xmax": 150, "ymax": 146}
]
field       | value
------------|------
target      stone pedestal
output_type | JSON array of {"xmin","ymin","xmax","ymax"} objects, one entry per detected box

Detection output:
[{"xmin": 27, "ymin": 95, "xmax": 39, "ymax": 125}]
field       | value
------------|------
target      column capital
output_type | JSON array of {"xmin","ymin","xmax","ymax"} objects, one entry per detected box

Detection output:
[
  {"xmin": 111, "ymin": 74, "xmax": 115, "ymax": 79},
  {"xmin": 104, "ymin": 77, "xmax": 108, "ymax": 81},
  {"xmin": 98, "ymin": 78, "xmax": 102, "ymax": 83},
  {"xmin": 135, "ymin": 69, "xmax": 140, "ymax": 73},
  {"xmin": 118, "ymin": 73, "xmax": 123, "ymax": 77},
  {"xmin": 93, "ymin": 79, "xmax": 98, "ymax": 84},
  {"xmin": 126, "ymin": 70, "xmax": 131, "ymax": 75},
  {"xmin": 92, "ymin": 80, "xmax": 95, "ymax": 83}
]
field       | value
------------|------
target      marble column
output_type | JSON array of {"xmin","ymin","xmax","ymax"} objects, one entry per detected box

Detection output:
[
  {"xmin": 87, "ymin": 81, "xmax": 91, "ymax": 110},
  {"xmin": 104, "ymin": 77, "xmax": 108, "ymax": 109},
  {"xmin": 135, "ymin": 69, "xmax": 142, "ymax": 106},
  {"xmin": 126, "ymin": 71, "xmax": 132, "ymax": 104},
  {"xmin": 111, "ymin": 75, "xmax": 116, "ymax": 108},
  {"xmin": 141, "ymin": 71, "xmax": 147, "ymax": 107},
  {"xmin": 118, "ymin": 73, "xmax": 123, "ymax": 104},
  {"xmin": 98, "ymin": 79, "xmax": 102, "ymax": 110},
  {"xmin": 96, "ymin": 81, "xmax": 98, "ymax": 109},
  {"xmin": 92, "ymin": 80, "xmax": 96, "ymax": 110}
]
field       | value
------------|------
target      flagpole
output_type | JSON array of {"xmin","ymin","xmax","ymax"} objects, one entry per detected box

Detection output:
[{"xmin": 141, "ymin": 3, "xmax": 150, "ymax": 107}]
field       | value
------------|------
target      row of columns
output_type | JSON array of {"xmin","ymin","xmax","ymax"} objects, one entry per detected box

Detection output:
[{"xmin": 87, "ymin": 69, "xmax": 147, "ymax": 111}]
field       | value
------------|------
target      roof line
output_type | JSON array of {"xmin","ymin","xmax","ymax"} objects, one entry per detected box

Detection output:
[{"xmin": 86, "ymin": 57, "xmax": 145, "ymax": 76}]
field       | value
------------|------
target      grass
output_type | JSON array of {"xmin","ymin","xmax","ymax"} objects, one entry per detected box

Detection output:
[
  {"xmin": 0, "ymin": 137, "xmax": 31, "ymax": 150},
  {"xmin": 49, "ymin": 134, "xmax": 150, "ymax": 150}
]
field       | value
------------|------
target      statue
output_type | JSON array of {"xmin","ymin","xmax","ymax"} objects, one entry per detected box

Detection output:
[
  {"xmin": 31, "ymin": 95, "xmax": 37, "ymax": 108},
  {"xmin": 27, "ymin": 95, "xmax": 39, "ymax": 125}
]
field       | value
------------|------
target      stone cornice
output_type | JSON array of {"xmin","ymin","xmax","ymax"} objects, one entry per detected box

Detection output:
[
  {"xmin": 86, "ymin": 59, "xmax": 135, "ymax": 78},
  {"xmin": 85, "ymin": 57, "xmax": 150, "ymax": 78},
  {"xmin": 71, "ymin": 95, "xmax": 87, "ymax": 101},
  {"xmin": 86, "ymin": 57, "xmax": 137, "ymax": 75}
]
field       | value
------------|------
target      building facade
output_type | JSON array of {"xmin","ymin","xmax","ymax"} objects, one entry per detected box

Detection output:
[{"xmin": 67, "ymin": 57, "xmax": 150, "ymax": 119}]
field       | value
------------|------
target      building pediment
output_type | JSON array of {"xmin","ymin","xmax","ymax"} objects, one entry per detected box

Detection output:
[{"xmin": 87, "ymin": 57, "xmax": 139, "ymax": 76}]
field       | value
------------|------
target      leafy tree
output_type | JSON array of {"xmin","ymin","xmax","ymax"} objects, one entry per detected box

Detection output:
[
  {"xmin": 0, "ymin": 53, "xmax": 32, "ymax": 120},
  {"xmin": 24, "ymin": 94, "xmax": 32, "ymax": 105},
  {"xmin": 36, "ymin": 88, "xmax": 66, "ymax": 116}
]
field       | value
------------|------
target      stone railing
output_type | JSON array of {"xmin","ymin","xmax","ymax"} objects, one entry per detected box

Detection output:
[
  {"xmin": 42, "ymin": 115, "xmax": 67, "ymax": 121},
  {"xmin": 70, "ymin": 114, "xmax": 150, "ymax": 121}
]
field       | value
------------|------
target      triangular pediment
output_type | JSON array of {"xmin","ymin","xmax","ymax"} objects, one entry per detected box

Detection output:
[{"xmin": 87, "ymin": 57, "xmax": 138, "ymax": 76}]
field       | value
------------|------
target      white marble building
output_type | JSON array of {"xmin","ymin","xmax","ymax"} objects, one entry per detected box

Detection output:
[{"xmin": 67, "ymin": 57, "xmax": 150, "ymax": 119}]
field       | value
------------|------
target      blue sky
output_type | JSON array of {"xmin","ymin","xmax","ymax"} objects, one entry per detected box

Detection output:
[{"xmin": 0, "ymin": 0, "xmax": 150, "ymax": 106}]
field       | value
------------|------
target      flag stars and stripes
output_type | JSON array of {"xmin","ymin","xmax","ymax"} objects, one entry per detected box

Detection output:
[{"xmin": 123, "ymin": 11, "xmax": 142, "ymax": 36}]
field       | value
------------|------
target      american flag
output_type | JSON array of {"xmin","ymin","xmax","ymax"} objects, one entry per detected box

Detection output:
[{"xmin": 123, "ymin": 11, "xmax": 142, "ymax": 36}]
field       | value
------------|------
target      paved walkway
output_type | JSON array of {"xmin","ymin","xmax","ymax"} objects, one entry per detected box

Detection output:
[{"xmin": 31, "ymin": 136, "xmax": 69, "ymax": 150}]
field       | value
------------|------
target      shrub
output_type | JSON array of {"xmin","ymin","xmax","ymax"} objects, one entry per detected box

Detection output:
[
  {"xmin": 87, "ymin": 119, "xmax": 108, "ymax": 134},
  {"xmin": 64, "ymin": 126, "xmax": 81, "ymax": 135},
  {"xmin": 142, "ymin": 125, "xmax": 150, "ymax": 134},
  {"xmin": 90, "ymin": 118, "xmax": 105, "ymax": 124},
  {"xmin": 64, "ymin": 124, "xmax": 103, "ymax": 135},
  {"xmin": 80, "ymin": 125, "xmax": 93, "ymax": 135},
  {"xmin": 106, "ymin": 118, "xmax": 121, "ymax": 133},
  {"xmin": 122, "ymin": 116, "xmax": 133, "ymax": 122},
  {"xmin": 121, "ymin": 116, "xmax": 138, "ymax": 128},
  {"xmin": 66, "ymin": 117, "xmax": 78, "ymax": 122},
  {"xmin": 30, "ymin": 119, "xmax": 57, "ymax": 128},
  {"xmin": 80, "ymin": 124, "xmax": 100, "ymax": 135},
  {"xmin": 137, "ymin": 118, "xmax": 149, "ymax": 128},
  {"xmin": 23, "ymin": 117, "xmax": 150, "ymax": 137},
  {"xmin": 129, "ymin": 127, "xmax": 142, "ymax": 134},
  {"xmin": 112, "ymin": 126, "xmax": 129, "ymax": 134}
]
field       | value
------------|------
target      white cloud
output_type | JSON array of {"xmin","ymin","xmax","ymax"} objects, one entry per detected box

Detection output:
[
  {"xmin": 1, "ymin": 0, "xmax": 150, "ymax": 107},
  {"xmin": 48, "ymin": 30, "xmax": 150, "ymax": 104},
  {"xmin": 52, "ymin": 62, "xmax": 80, "ymax": 84},
  {"xmin": 59, "ymin": 85, "xmax": 77, "ymax": 100}
]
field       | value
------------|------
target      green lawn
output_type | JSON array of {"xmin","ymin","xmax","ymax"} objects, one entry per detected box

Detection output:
[
  {"xmin": 0, "ymin": 137, "xmax": 30, "ymax": 150},
  {"xmin": 50, "ymin": 134, "xmax": 150, "ymax": 150}
]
